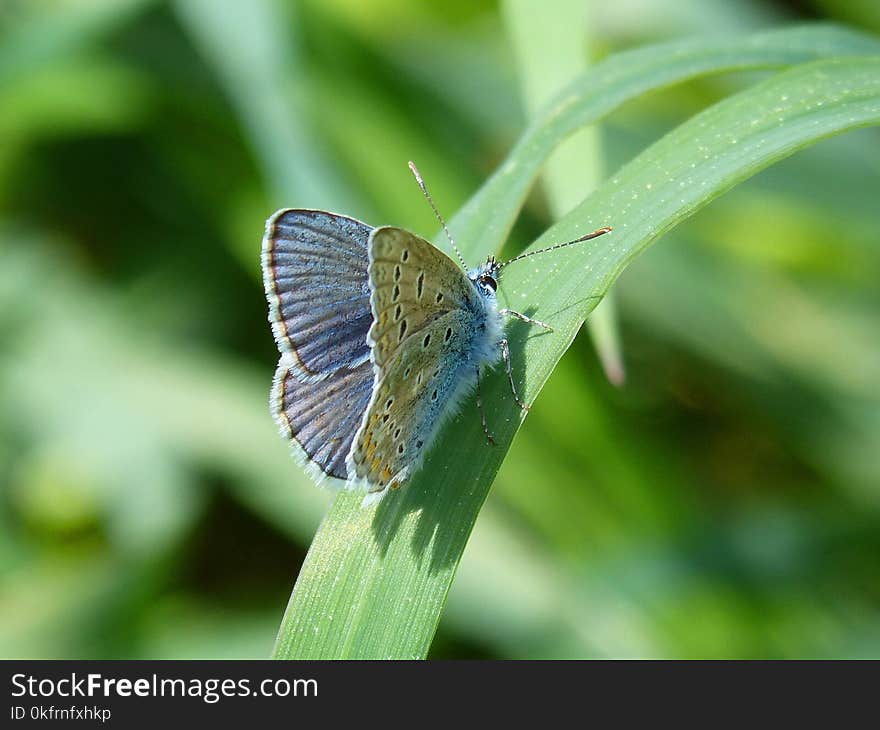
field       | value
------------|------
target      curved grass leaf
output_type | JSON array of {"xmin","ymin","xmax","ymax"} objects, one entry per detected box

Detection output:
[
  {"xmin": 273, "ymin": 35, "xmax": 880, "ymax": 658},
  {"xmin": 503, "ymin": 0, "xmax": 627, "ymax": 385},
  {"xmin": 450, "ymin": 24, "xmax": 880, "ymax": 257}
]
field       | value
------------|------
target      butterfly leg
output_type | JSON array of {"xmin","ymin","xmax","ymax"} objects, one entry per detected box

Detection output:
[
  {"xmin": 475, "ymin": 368, "xmax": 496, "ymax": 446},
  {"xmin": 499, "ymin": 308, "xmax": 553, "ymax": 332},
  {"xmin": 500, "ymin": 338, "xmax": 529, "ymax": 412}
]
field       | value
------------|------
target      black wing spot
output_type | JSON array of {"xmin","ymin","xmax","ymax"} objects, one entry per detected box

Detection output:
[
  {"xmin": 423, "ymin": 333, "xmax": 431, "ymax": 348},
  {"xmin": 392, "ymin": 284, "xmax": 400, "ymax": 302},
  {"xmin": 416, "ymin": 271, "xmax": 425, "ymax": 299},
  {"xmin": 401, "ymin": 249, "xmax": 409, "ymax": 262},
  {"xmin": 397, "ymin": 444, "xmax": 404, "ymax": 454},
  {"xmin": 416, "ymin": 439, "xmax": 423, "ymax": 449},
  {"xmin": 394, "ymin": 265, "xmax": 402, "ymax": 282},
  {"xmin": 399, "ymin": 319, "xmax": 408, "ymax": 341},
  {"xmin": 382, "ymin": 414, "xmax": 389, "ymax": 423},
  {"xmin": 444, "ymin": 327, "xmax": 452, "ymax": 342},
  {"xmin": 431, "ymin": 389, "xmax": 438, "ymax": 402},
  {"xmin": 404, "ymin": 366, "xmax": 412, "ymax": 378},
  {"xmin": 394, "ymin": 428, "xmax": 401, "ymax": 439},
  {"xmin": 436, "ymin": 292, "xmax": 443, "ymax": 303},
  {"xmin": 385, "ymin": 397, "xmax": 394, "ymax": 411}
]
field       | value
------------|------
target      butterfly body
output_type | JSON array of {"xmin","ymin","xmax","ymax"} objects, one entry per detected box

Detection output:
[
  {"xmin": 263, "ymin": 210, "xmax": 507, "ymax": 505},
  {"xmin": 263, "ymin": 201, "xmax": 608, "ymax": 506},
  {"xmin": 347, "ymin": 226, "xmax": 506, "ymax": 502}
]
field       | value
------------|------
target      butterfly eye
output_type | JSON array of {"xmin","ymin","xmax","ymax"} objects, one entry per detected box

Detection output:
[{"xmin": 478, "ymin": 275, "xmax": 497, "ymax": 293}]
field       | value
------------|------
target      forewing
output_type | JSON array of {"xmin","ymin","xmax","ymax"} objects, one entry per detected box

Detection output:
[
  {"xmin": 272, "ymin": 355, "xmax": 374, "ymax": 480},
  {"xmin": 262, "ymin": 209, "xmax": 372, "ymax": 377},
  {"xmin": 366, "ymin": 226, "xmax": 476, "ymax": 369},
  {"xmin": 349, "ymin": 227, "xmax": 481, "ymax": 495}
]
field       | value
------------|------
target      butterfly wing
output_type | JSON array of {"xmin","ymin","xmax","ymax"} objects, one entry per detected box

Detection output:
[
  {"xmin": 347, "ymin": 226, "xmax": 487, "ymax": 501},
  {"xmin": 262, "ymin": 209, "xmax": 375, "ymax": 482},
  {"xmin": 262, "ymin": 209, "xmax": 372, "ymax": 377},
  {"xmin": 272, "ymin": 356, "xmax": 373, "ymax": 480}
]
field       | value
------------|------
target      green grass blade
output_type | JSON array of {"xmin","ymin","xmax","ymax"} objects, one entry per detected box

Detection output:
[
  {"xmin": 273, "ymin": 47, "xmax": 880, "ymax": 658},
  {"xmin": 448, "ymin": 24, "xmax": 880, "ymax": 260},
  {"xmin": 503, "ymin": 0, "xmax": 627, "ymax": 384},
  {"xmin": 497, "ymin": 56, "xmax": 880, "ymax": 398}
]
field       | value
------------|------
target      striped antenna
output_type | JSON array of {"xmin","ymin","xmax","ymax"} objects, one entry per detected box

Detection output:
[
  {"xmin": 499, "ymin": 226, "xmax": 612, "ymax": 269},
  {"xmin": 408, "ymin": 161, "xmax": 468, "ymax": 270}
]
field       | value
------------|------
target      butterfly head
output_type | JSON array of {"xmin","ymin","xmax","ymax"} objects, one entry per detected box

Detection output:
[{"xmin": 469, "ymin": 255, "xmax": 501, "ymax": 297}]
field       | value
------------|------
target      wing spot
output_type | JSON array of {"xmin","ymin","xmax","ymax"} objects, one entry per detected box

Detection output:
[
  {"xmin": 416, "ymin": 439, "xmax": 423, "ymax": 449},
  {"xmin": 397, "ymin": 444, "xmax": 404, "ymax": 454},
  {"xmin": 401, "ymin": 249, "xmax": 409, "ymax": 262},
  {"xmin": 416, "ymin": 372, "xmax": 423, "ymax": 385},
  {"xmin": 394, "ymin": 304, "xmax": 402, "ymax": 320},
  {"xmin": 392, "ymin": 284, "xmax": 400, "ymax": 301},
  {"xmin": 404, "ymin": 366, "xmax": 412, "ymax": 378},
  {"xmin": 385, "ymin": 397, "xmax": 394, "ymax": 411},
  {"xmin": 431, "ymin": 389, "xmax": 438, "ymax": 402},
  {"xmin": 422, "ymin": 333, "xmax": 431, "ymax": 348},
  {"xmin": 394, "ymin": 265, "xmax": 402, "ymax": 282},
  {"xmin": 394, "ymin": 427, "xmax": 401, "ymax": 439},
  {"xmin": 399, "ymin": 319, "xmax": 408, "ymax": 341},
  {"xmin": 444, "ymin": 327, "xmax": 452, "ymax": 342},
  {"xmin": 382, "ymin": 414, "xmax": 389, "ymax": 423},
  {"xmin": 416, "ymin": 272, "xmax": 425, "ymax": 299},
  {"xmin": 436, "ymin": 292, "xmax": 443, "ymax": 303}
]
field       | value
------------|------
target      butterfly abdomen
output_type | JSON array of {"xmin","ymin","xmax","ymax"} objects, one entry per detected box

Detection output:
[{"xmin": 403, "ymin": 291, "xmax": 503, "ymax": 457}]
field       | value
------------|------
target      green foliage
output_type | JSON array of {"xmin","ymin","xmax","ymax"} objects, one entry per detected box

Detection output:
[
  {"xmin": 2, "ymin": 1, "xmax": 880, "ymax": 660},
  {"xmin": 273, "ymin": 31, "xmax": 880, "ymax": 658}
]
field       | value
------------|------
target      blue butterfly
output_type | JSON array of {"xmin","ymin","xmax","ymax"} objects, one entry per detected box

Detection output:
[{"xmin": 262, "ymin": 163, "xmax": 610, "ymax": 505}]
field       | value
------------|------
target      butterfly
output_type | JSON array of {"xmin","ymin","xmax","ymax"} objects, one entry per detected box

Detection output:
[{"xmin": 262, "ymin": 162, "xmax": 611, "ymax": 506}]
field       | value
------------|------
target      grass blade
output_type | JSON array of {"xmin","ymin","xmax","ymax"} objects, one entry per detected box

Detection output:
[
  {"xmin": 449, "ymin": 24, "xmax": 880, "ymax": 258},
  {"xmin": 274, "ymin": 38, "xmax": 880, "ymax": 659},
  {"xmin": 503, "ymin": 0, "xmax": 626, "ymax": 384}
]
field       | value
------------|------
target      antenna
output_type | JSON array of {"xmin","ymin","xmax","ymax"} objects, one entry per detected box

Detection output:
[
  {"xmin": 499, "ymin": 226, "xmax": 612, "ymax": 269},
  {"xmin": 408, "ymin": 161, "xmax": 467, "ymax": 270}
]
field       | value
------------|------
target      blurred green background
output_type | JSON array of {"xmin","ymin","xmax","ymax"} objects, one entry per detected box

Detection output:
[{"xmin": 2, "ymin": 0, "xmax": 879, "ymax": 659}]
